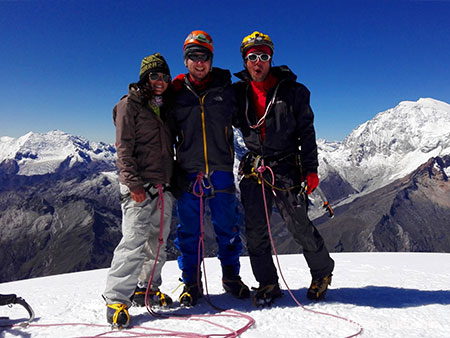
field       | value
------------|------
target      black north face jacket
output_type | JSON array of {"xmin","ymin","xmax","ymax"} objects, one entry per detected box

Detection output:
[
  {"xmin": 233, "ymin": 66, "xmax": 318, "ymax": 174},
  {"xmin": 171, "ymin": 67, "xmax": 237, "ymax": 175}
]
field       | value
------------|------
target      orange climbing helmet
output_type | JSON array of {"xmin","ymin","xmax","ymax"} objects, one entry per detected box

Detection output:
[{"xmin": 183, "ymin": 30, "xmax": 214, "ymax": 57}]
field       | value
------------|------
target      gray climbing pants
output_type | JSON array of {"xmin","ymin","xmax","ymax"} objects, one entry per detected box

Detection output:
[{"xmin": 103, "ymin": 183, "xmax": 174, "ymax": 306}]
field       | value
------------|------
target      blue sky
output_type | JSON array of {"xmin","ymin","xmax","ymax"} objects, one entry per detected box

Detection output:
[{"xmin": 1, "ymin": 0, "xmax": 449, "ymax": 144}]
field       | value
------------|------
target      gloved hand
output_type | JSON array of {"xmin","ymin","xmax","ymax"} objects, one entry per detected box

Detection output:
[
  {"xmin": 306, "ymin": 173, "xmax": 319, "ymax": 195},
  {"xmin": 130, "ymin": 187, "xmax": 146, "ymax": 202}
]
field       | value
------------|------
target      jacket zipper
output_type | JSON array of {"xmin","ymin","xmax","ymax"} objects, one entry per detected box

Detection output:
[
  {"xmin": 199, "ymin": 95, "xmax": 209, "ymax": 174},
  {"xmin": 186, "ymin": 84, "xmax": 209, "ymax": 175}
]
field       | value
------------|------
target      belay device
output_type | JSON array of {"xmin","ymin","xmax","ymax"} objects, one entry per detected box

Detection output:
[{"xmin": 0, "ymin": 294, "xmax": 35, "ymax": 326}]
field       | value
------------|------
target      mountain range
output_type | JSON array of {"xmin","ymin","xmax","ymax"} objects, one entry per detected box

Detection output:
[
  {"xmin": 0, "ymin": 98, "xmax": 449, "ymax": 282},
  {"xmin": 313, "ymin": 98, "xmax": 450, "ymax": 252}
]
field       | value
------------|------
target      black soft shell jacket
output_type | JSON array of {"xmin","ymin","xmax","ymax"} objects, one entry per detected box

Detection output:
[
  {"xmin": 171, "ymin": 67, "xmax": 237, "ymax": 174},
  {"xmin": 233, "ymin": 66, "xmax": 318, "ymax": 174}
]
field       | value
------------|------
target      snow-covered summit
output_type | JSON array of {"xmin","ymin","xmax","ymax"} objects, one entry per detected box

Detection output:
[
  {"xmin": 0, "ymin": 130, "xmax": 116, "ymax": 176},
  {"xmin": 318, "ymin": 98, "xmax": 450, "ymax": 193},
  {"xmin": 1, "ymin": 253, "xmax": 449, "ymax": 338},
  {"xmin": 343, "ymin": 97, "xmax": 450, "ymax": 155}
]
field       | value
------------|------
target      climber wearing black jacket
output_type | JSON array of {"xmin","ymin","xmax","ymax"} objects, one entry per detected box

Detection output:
[{"xmin": 233, "ymin": 31, "xmax": 335, "ymax": 306}]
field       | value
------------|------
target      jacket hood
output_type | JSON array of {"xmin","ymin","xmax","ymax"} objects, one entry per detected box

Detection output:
[
  {"xmin": 234, "ymin": 65, "xmax": 297, "ymax": 83},
  {"xmin": 126, "ymin": 83, "xmax": 145, "ymax": 105}
]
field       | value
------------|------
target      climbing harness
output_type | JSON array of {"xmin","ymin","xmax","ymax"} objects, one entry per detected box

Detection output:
[
  {"xmin": 241, "ymin": 151, "xmax": 334, "ymax": 221},
  {"xmin": 185, "ymin": 171, "xmax": 236, "ymax": 200},
  {"xmin": 240, "ymin": 152, "xmax": 301, "ymax": 192}
]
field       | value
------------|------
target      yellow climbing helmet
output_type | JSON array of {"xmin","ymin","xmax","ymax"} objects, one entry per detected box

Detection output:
[{"xmin": 240, "ymin": 31, "xmax": 274, "ymax": 57}]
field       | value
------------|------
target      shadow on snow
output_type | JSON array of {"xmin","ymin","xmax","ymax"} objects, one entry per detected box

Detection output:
[
  {"xmin": 131, "ymin": 284, "xmax": 450, "ymax": 325},
  {"xmin": 326, "ymin": 285, "xmax": 450, "ymax": 308}
]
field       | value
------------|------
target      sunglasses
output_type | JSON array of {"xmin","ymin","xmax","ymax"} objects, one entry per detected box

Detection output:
[
  {"xmin": 187, "ymin": 53, "xmax": 211, "ymax": 62},
  {"xmin": 246, "ymin": 53, "xmax": 271, "ymax": 62},
  {"xmin": 149, "ymin": 72, "xmax": 171, "ymax": 83}
]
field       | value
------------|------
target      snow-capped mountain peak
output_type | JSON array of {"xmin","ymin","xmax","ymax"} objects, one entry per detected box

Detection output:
[
  {"xmin": 344, "ymin": 97, "xmax": 450, "ymax": 154},
  {"xmin": 319, "ymin": 98, "xmax": 450, "ymax": 194},
  {"xmin": 0, "ymin": 130, "xmax": 116, "ymax": 176}
]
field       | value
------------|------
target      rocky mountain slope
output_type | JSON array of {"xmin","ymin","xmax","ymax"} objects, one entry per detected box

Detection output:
[{"xmin": 316, "ymin": 155, "xmax": 450, "ymax": 252}]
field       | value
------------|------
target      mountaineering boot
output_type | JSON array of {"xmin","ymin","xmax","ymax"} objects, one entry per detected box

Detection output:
[
  {"xmin": 131, "ymin": 286, "xmax": 173, "ymax": 307},
  {"xmin": 306, "ymin": 274, "xmax": 332, "ymax": 301},
  {"xmin": 178, "ymin": 282, "xmax": 203, "ymax": 307},
  {"xmin": 106, "ymin": 303, "xmax": 130, "ymax": 328},
  {"xmin": 251, "ymin": 284, "xmax": 283, "ymax": 307},
  {"xmin": 222, "ymin": 265, "xmax": 250, "ymax": 299}
]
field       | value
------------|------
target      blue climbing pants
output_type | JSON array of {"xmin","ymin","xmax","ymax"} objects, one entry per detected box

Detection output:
[{"xmin": 174, "ymin": 171, "xmax": 242, "ymax": 284}]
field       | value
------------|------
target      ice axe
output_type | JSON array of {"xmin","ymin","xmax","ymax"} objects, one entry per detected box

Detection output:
[
  {"xmin": 0, "ymin": 294, "xmax": 35, "ymax": 327},
  {"xmin": 314, "ymin": 187, "xmax": 335, "ymax": 219},
  {"xmin": 303, "ymin": 181, "xmax": 335, "ymax": 219}
]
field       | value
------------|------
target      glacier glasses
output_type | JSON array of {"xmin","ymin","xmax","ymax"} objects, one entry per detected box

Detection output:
[
  {"xmin": 245, "ymin": 53, "xmax": 271, "ymax": 62},
  {"xmin": 149, "ymin": 72, "xmax": 171, "ymax": 83},
  {"xmin": 187, "ymin": 53, "xmax": 211, "ymax": 62}
]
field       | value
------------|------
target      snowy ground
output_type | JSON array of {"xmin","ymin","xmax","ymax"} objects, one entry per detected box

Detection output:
[{"xmin": 1, "ymin": 253, "xmax": 450, "ymax": 338}]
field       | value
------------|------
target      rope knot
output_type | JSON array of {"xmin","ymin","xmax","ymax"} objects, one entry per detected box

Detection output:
[
  {"xmin": 193, "ymin": 172, "xmax": 206, "ymax": 198},
  {"xmin": 257, "ymin": 165, "xmax": 266, "ymax": 173}
]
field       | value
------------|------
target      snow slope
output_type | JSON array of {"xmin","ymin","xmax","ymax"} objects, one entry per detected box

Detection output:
[{"xmin": 1, "ymin": 253, "xmax": 449, "ymax": 338}]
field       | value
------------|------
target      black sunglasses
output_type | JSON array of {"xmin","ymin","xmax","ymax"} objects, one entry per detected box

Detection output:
[
  {"xmin": 246, "ymin": 53, "xmax": 271, "ymax": 62},
  {"xmin": 187, "ymin": 53, "xmax": 211, "ymax": 62},
  {"xmin": 149, "ymin": 72, "xmax": 171, "ymax": 83}
]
